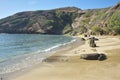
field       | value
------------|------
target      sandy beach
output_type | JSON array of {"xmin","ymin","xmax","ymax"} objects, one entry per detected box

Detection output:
[{"xmin": 13, "ymin": 36, "xmax": 120, "ymax": 80}]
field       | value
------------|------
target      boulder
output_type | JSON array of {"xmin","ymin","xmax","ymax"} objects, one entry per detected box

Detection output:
[
  {"xmin": 80, "ymin": 53, "xmax": 107, "ymax": 60},
  {"xmin": 98, "ymin": 54, "xmax": 107, "ymax": 61}
]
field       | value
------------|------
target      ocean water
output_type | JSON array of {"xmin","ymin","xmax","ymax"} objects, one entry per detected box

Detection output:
[{"xmin": 0, "ymin": 34, "xmax": 75, "ymax": 75}]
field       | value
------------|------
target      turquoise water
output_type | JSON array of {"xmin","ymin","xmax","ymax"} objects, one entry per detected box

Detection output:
[{"xmin": 0, "ymin": 34, "xmax": 75, "ymax": 74}]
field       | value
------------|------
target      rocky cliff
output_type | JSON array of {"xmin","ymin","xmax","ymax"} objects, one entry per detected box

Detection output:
[{"xmin": 0, "ymin": 3, "xmax": 120, "ymax": 35}]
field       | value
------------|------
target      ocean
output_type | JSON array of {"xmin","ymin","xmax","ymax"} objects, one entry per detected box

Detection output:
[{"xmin": 0, "ymin": 34, "xmax": 75, "ymax": 75}]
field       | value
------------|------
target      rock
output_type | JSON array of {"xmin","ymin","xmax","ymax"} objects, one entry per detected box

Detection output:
[
  {"xmin": 80, "ymin": 53, "xmax": 100, "ymax": 60},
  {"xmin": 89, "ymin": 37, "xmax": 96, "ymax": 47},
  {"xmin": 81, "ymin": 38, "xmax": 85, "ymax": 41},
  {"xmin": 89, "ymin": 37, "xmax": 99, "ymax": 41},
  {"xmin": 84, "ymin": 34, "xmax": 87, "ymax": 37},
  {"xmin": 89, "ymin": 37, "xmax": 99, "ymax": 47},
  {"xmin": 98, "ymin": 54, "xmax": 107, "ymax": 61},
  {"xmin": 80, "ymin": 53, "xmax": 107, "ymax": 60}
]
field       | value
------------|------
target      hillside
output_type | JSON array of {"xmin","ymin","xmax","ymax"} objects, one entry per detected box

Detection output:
[
  {"xmin": 72, "ymin": 3, "xmax": 120, "ymax": 35},
  {"xmin": 0, "ymin": 3, "xmax": 120, "ymax": 35}
]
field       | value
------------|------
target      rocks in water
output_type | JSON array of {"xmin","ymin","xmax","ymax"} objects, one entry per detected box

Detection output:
[{"xmin": 80, "ymin": 53, "xmax": 107, "ymax": 61}]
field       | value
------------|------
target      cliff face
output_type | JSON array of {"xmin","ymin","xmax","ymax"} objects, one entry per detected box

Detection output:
[{"xmin": 0, "ymin": 3, "xmax": 120, "ymax": 35}]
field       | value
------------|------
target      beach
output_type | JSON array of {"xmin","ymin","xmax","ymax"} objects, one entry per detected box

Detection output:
[{"xmin": 13, "ymin": 36, "xmax": 120, "ymax": 80}]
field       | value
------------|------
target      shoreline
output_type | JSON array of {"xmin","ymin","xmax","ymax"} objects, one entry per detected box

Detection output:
[
  {"xmin": 3, "ymin": 37, "xmax": 84, "ymax": 80},
  {"xmin": 9, "ymin": 36, "xmax": 120, "ymax": 80}
]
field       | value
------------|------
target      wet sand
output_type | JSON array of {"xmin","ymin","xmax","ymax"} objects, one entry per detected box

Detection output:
[{"xmin": 13, "ymin": 36, "xmax": 120, "ymax": 80}]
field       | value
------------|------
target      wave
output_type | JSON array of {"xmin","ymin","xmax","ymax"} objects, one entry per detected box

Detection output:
[{"xmin": 44, "ymin": 38, "xmax": 76, "ymax": 53}]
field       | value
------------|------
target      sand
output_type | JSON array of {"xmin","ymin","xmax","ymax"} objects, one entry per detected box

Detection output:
[{"xmin": 13, "ymin": 36, "xmax": 120, "ymax": 80}]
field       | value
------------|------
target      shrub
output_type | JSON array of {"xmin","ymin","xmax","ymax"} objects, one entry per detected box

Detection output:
[
  {"xmin": 108, "ymin": 11, "xmax": 120, "ymax": 34},
  {"xmin": 113, "ymin": 26, "xmax": 120, "ymax": 35},
  {"xmin": 63, "ymin": 24, "xmax": 72, "ymax": 34},
  {"xmin": 92, "ymin": 26, "xmax": 103, "ymax": 35},
  {"xmin": 79, "ymin": 26, "xmax": 87, "ymax": 33}
]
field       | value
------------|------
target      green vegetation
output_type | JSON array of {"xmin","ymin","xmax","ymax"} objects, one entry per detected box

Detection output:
[
  {"xmin": 108, "ymin": 11, "xmax": 120, "ymax": 35},
  {"xmin": 79, "ymin": 26, "xmax": 87, "ymax": 33},
  {"xmin": 27, "ymin": 19, "xmax": 36, "ymax": 27},
  {"xmin": 41, "ymin": 19, "xmax": 54, "ymax": 27},
  {"xmin": 84, "ymin": 12, "xmax": 91, "ymax": 17},
  {"xmin": 56, "ymin": 11, "xmax": 73, "ymax": 24},
  {"xmin": 92, "ymin": 26, "xmax": 103, "ymax": 35},
  {"xmin": 113, "ymin": 26, "xmax": 120, "ymax": 34},
  {"xmin": 55, "ymin": 11, "xmax": 78, "ymax": 34},
  {"xmin": 63, "ymin": 24, "xmax": 72, "ymax": 34}
]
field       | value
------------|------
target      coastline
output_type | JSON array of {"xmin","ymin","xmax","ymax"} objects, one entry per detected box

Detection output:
[
  {"xmin": 11, "ymin": 36, "xmax": 120, "ymax": 80},
  {"xmin": 3, "ymin": 36, "xmax": 84, "ymax": 80}
]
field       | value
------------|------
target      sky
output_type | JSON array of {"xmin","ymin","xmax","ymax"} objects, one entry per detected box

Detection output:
[{"xmin": 0, "ymin": 0, "xmax": 120, "ymax": 19}]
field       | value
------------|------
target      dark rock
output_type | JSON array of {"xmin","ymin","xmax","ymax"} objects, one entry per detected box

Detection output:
[
  {"xmin": 81, "ymin": 38, "xmax": 85, "ymax": 41},
  {"xmin": 89, "ymin": 37, "xmax": 99, "ymax": 41},
  {"xmin": 89, "ymin": 37, "xmax": 97, "ymax": 47},
  {"xmin": 93, "ymin": 37, "xmax": 99, "ymax": 41},
  {"xmin": 98, "ymin": 54, "xmax": 107, "ymax": 61},
  {"xmin": 84, "ymin": 34, "xmax": 87, "ymax": 37},
  {"xmin": 80, "ymin": 53, "xmax": 107, "ymax": 61},
  {"xmin": 80, "ymin": 53, "xmax": 100, "ymax": 60},
  {"xmin": 111, "ymin": 2, "xmax": 120, "ymax": 10}
]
